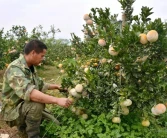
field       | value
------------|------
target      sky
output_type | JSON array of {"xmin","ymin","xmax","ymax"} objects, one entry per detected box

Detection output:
[{"xmin": 0, "ymin": 0, "xmax": 167, "ymax": 40}]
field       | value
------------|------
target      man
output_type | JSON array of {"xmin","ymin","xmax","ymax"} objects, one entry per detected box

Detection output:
[{"xmin": 1, "ymin": 40, "xmax": 72, "ymax": 138}]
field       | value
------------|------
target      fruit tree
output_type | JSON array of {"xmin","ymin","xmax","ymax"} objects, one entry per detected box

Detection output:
[{"xmin": 41, "ymin": 0, "xmax": 167, "ymax": 137}]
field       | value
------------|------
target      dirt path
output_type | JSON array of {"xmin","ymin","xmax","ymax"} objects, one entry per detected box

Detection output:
[{"xmin": 0, "ymin": 116, "xmax": 22, "ymax": 138}]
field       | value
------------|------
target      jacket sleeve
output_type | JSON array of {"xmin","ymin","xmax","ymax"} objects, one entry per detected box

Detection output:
[
  {"xmin": 6, "ymin": 66, "xmax": 35, "ymax": 101},
  {"xmin": 37, "ymin": 76, "xmax": 49, "ymax": 93}
]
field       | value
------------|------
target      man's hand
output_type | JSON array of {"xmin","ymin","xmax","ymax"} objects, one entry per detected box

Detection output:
[
  {"xmin": 58, "ymin": 87, "xmax": 68, "ymax": 92},
  {"xmin": 56, "ymin": 98, "xmax": 72, "ymax": 108},
  {"xmin": 48, "ymin": 84, "xmax": 68, "ymax": 92},
  {"xmin": 30, "ymin": 89, "xmax": 73, "ymax": 107}
]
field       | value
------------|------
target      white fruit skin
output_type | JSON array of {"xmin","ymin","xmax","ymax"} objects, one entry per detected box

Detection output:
[
  {"xmin": 83, "ymin": 14, "xmax": 90, "ymax": 20},
  {"xmin": 86, "ymin": 19, "xmax": 93, "ymax": 25},
  {"xmin": 75, "ymin": 108, "xmax": 82, "ymax": 115},
  {"xmin": 100, "ymin": 58, "xmax": 107, "ymax": 64},
  {"xmin": 69, "ymin": 88, "xmax": 77, "ymax": 97},
  {"xmin": 147, "ymin": 30, "xmax": 158, "ymax": 43},
  {"xmin": 75, "ymin": 84, "xmax": 83, "ymax": 93},
  {"xmin": 112, "ymin": 117, "xmax": 121, "ymax": 123},
  {"xmin": 121, "ymin": 107, "xmax": 129, "ymax": 115},
  {"xmin": 84, "ymin": 67, "xmax": 89, "ymax": 73},
  {"xmin": 98, "ymin": 39, "xmax": 106, "ymax": 46},
  {"xmin": 58, "ymin": 64, "xmax": 62, "ymax": 68},
  {"xmin": 142, "ymin": 120, "xmax": 150, "ymax": 127},
  {"xmin": 60, "ymin": 69, "xmax": 64, "ymax": 73},
  {"xmin": 71, "ymin": 107, "xmax": 76, "ymax": 112},
  {"xmin": 139, "ymin": 34, "xmax": 148, "ymax": 44},
  {"xmin": 122, "ymin": 99, "xmax": 132, "ymax": 107},
  {"xmin": 151, "ymin": 107, "xmax": 160, "ymax": 115},
  {"xmin": 113, "ymin": 83, "xmax": 117, "ymax": 88},
  {"xmin": 82, "ymin": 114, "xmax": 88, "ymax": 120},
  {"xmin": 108, "ymin": 47, "xmax": 118, "ymax": 56},
  {"xmin": 154, "ymin": 104, "xmax": 166, "ymax": 114}
]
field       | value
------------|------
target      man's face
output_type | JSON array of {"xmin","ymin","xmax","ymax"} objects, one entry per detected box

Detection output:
[{"xmin": 31, "ymin": 49, "xmax": 46, "ymax": 66}]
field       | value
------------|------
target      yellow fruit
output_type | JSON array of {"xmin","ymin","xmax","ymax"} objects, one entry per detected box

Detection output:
[
  {"xmin": 98, "ymin": 39, "xmax": 106, "ymax": 46},
  {"xmin": 93, "ymin": 63, "xmax": 98, "ymax": 67},
  {"xmin": 108, "ymin": 46, "xmax": 118, "ymax": 56},
  {"xmin": 114, "ymin": 72, "xmax": 120, "ymax": 77},
  {"xmin": 86, "ymin": 62, "xmax": 90, "ymax": 66},
  {"xmin": 83, "ymin": 14, "xmax": 90, "ymax": 20},
  {"xmin": 81, "ymin": 65, "xmax": 85, "ymax": 68},
  {"xmin": 84, "ymin": 65, "xmax": 88, "ymax": 68},
  {"xmin": 82, "ymin": 114, "xmax": 88, "ymax": 120},
  {"xmin": 25, "ymin": 41, "xmax": 28, "ymax": 44},
  {"xmin": 139, "ymin": 33, "xmax": 148, "ymax": 44},
  {"xmin": 113, "ymin": 83, "xmax": 117, "ymax": 88},
  {"xmin": 71, "ymin": 106, "xmax": 76, "ymax": 112},
  {"xmin": 121, "ymin": 107, "xmax": 129, "ymax": 115},
  {"xmin": 142, "ymin": 120, "xmax": 150, "ymax": 127},
  {"xmin": 100, "ymin": 58, "xmax": 107, "ymax": 64},
  {"xmin": 75, "ymin": 108, "xmax": 83, "ymax": 115},
  {"xmin": 151, "ymin": 107, "xmax": 159, "ymax": 115},
  {"xmin": 84, "ymin": 67, "xmax": 89, "ymax": 73},
  {"xmin": 75, "ymin": 84, "xmax": 83, "ymax": 93},
  {"xmin": 86, "ymin": 19, "xmax": 93, "ymax": 25},
  {"xmin": 138, "ymin": 80, "xmax": 141, "ymax": 83},
  {"xmin": 60, "ymin": 69, "xmax": 65, "ymax": 73},
  {"xmin": 154, "ymin": 103, "xmax": 166, "ymax": 114},
  {"xmin": 107, "ymin": 59, "xmax": 112, "ymax": 63},
  {"xmin": 120, "ymin": 99, "xmax": 132, "ymax": 107},
  {"xmin": 112, "ymin": 117, "xmax": 121, "ymax": 123},
  {"xmin": 147, "ymin": 30, "xmax": 158, "ymax": 43},
  {"xmin": 58, "ymin": 64, "xmax": 63, "ymax": 68},
  {"xmin": 69, "ymin": 88, "xmax": 77, "ymax": 97}
]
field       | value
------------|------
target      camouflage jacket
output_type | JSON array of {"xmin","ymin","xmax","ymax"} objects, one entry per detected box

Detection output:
[{"xmin": 1, "ymin": 54, "xmax": 49, "ymax": 121}]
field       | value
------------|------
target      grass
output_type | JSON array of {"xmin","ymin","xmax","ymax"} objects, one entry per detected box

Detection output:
[
  {"xmin": 37, "ymin": 65, "xmax": 62, "ymax": 84},
  {"xmin": 0, "ymin": 70, "xmax": 5, "ymax": 83}
]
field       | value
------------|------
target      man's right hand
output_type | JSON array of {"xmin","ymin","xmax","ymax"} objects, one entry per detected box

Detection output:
[{"xmin": 56, "ymin": 98, "xmax": 72, "ymax": 108}]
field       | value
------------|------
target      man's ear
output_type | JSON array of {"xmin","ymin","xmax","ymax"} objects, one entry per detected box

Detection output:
[{"xmin": 31, "ymin": 50, "xmax": 36, "ymax": 56}]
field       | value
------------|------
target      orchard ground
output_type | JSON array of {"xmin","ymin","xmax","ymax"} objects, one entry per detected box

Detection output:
[{"xmin": 0, "ymin": 65, "xmax": 62, "ymax": 138}]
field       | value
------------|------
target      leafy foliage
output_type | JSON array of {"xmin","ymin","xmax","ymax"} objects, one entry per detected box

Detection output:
[
  {"xmin": 40, "ymin": 107, "xmax": 167, "ymax": 138},
  {"xmin": 42, "ymin": 0, "xmax": 167, "ymax": 137}
]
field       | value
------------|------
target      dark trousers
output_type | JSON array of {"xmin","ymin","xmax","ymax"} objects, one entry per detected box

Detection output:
[{"xmin": 7, "ymin": 101, "xmax": 45, "ymax": 138}]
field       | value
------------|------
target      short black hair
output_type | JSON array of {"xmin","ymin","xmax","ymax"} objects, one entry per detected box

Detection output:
[{"xmin": 24, "ymin": 39, "xmax": 47, "ymax": 55}]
